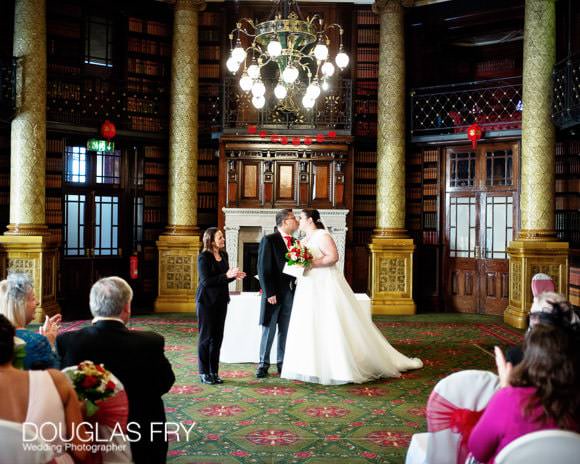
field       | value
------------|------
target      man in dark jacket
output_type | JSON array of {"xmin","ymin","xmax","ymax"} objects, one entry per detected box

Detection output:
[
  {"xmin": 56, "ymin": 276, "xmax": 175, "ymax": 464},
  {"xmin": 256, "ymin": 209, "xmax": 299, "ymax": 378}
]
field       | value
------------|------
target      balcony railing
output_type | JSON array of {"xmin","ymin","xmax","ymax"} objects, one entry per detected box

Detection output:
[
  {"xmin": 222, "ymin": 77, "xmax": 352, "ymax": 134},
  {"xmin": 0, "ymin": 57, "xmax": 17, "ymax": 122},
  {"xmin": 410, "ymin": 77, "xmax": 522, "ymax": 138},
  {"xmin": 552, "ymin": 53, "xmax": 580, "ymax": 129}
]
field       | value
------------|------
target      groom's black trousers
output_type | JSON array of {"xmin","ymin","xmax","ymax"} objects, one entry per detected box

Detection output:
[{"xmin": 259, "ymin": 290, "xmax": 294, "ymax": 367}]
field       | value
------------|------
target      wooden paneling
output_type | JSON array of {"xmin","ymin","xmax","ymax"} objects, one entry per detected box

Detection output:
[
  {"xmin": 242, "ymin": 163, "xmax": 258, "ymax": 199},
  {"xmin": 313, "ymin": 163, "xmax": 329, "ymax": 201},
  {"xmin": 277, "ymin": 163, "xmax": 295, "ymax": 201}
]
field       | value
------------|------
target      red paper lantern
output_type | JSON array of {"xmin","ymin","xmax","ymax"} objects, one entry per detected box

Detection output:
[
  {"xmin": 327, "ymin": 130, "xmax": 337, "ymax": 138},
  {"xmin": 280, "ymin": 136, "xmax": 289, "ymax": 145},
  {"xmin": 100, "ymin": 120, "xmax": 116, "ymax": 141},
  {"xmin": 247, "ymin": 125, "xmax": 257, "ymax": 134},
  {"xmin": 304, "ymin": 136, "xmax": 312, "ymax": 145},
  {"xmin": 316, "ymin": 133, "xmax": 325, "ymax": 143},
  {"xmin": 270, "ymin": 134, "xmax": 280, "ymax": 143},
  {"xmin": 291, "ymin": 136, "xmax": 301, "ymax": 145},
  {"xmin": 467, "ymin": 123, "xmax": 483, "ymax": 149},
  {"xmin": 259, "ymin": 130, "xmax": 267, "ymax": 138}
]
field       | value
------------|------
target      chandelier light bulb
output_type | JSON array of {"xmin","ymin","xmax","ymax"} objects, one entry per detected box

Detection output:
[
  {"xmin": 282, "ymin": 65, "xmax": 299, "ymax": 84},
  {"xmin": 226, "ymin": 56, "xmax": 240, "ymax": 73},
  {"xmin": 231, "ymin": 45, "xmax": 246, "ymax": 64},
  {"xmin": 247, "ymin": 63, "xmax": 260, "ymax": 79},
  {"xmin": 321, "ymin": 61, "xmax": 335, "ymax": 77},
  {"xmin": 321, "ymin": 79, "xmax": 330, "ymax": 91},
  {"xmin": 252, "ymin": 95, "xmax": 266, "ymax": 109},
  {"xmin": 314, "ymin": 43, "xmax": 329, "ymax": 62},
  {"xmin": 302, "ymin": 94, "xmax": 315, "ymax": 109},
  {"xmin": 274, "ymin": 83, "xmax": 287, "ymax": 100},
  {"xmin": 239, "ymin": 73, "xmax": 253, "ymax": 92},
  {"xmin": 251, "ymin": 79, "xmax": 266, "ymax": 97},
  {"xmin": 267, "ymin": 40, "xmax": 282, "ymax": 58},
  {"xmin": 335, "ymin": 51, "xmax": 349, "ymax": 70},
  {"xmin": 306, "ymin": 82, "xmax": 321, "ymax": 99}
]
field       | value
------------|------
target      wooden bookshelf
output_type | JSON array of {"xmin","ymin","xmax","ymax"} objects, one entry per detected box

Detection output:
[
  {"xmin": 45, "ymin": 137, "xmax": 65, "ymax": 243},
  {"xmin": 0, "ymin": 132, "xmax": 9, "ymax": 233}
]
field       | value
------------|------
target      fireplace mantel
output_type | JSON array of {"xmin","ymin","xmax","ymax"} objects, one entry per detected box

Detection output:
[{"xmin": 223, "ymin": 208, "xmax": 349, "ymax": 290}]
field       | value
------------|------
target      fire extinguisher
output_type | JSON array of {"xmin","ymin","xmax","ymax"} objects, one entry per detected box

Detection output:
[{"xmin": 129, "ymin": 253, "xmax": 139, "ymax": 280}]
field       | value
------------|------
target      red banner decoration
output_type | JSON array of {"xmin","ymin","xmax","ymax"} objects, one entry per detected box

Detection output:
[
  {"xmin": 467, "ymin": 123, "xmax": 483, "ymax": 149},
  {"xmin": 100, "ymin": 120, "xmax": 116, "ymax": 141}
]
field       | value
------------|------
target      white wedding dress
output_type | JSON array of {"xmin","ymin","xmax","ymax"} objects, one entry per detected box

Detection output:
[{"xmin": 281, "ymin": 229, "xmax": 423, "ymax": 385}]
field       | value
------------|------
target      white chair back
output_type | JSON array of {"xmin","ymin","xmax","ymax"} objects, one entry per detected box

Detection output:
[
  {"xmin": 495, "ymin": 430, "xmax": 580, "ymax": 464},
  {"xmin": 0, "ymin": 419, "xmax": 55, "ymax": 464},
  {"xmin": 406, "ymin": 370, "xmax": 500, "ymax": 464}
]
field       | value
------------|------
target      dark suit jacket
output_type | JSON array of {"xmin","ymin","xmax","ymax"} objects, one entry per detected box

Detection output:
[
  {"xmin": 196, "ymin": 250, "xmax": 235, "ymax": 306},
  {"xmin": 257, "ymin": 231, "xmax": 296, "ymax": 326},
  {"xmin": 56, "ymin": 320, "xmax": 175, "ymax": 460}
]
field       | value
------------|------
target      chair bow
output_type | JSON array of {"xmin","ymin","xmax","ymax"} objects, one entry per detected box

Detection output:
[{"xmin": 427, "ymin": 391, "xmax": 484, "ymax": 463}]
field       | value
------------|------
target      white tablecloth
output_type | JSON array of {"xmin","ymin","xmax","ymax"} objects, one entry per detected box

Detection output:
[{"xmin": 220, "ymin": 292, "xmax": 371, "ymax": 363}]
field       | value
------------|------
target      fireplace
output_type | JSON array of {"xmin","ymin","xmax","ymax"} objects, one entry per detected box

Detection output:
[{"xmin": 223, "ymin": 208, "xmax": 348, "ymax": 291}]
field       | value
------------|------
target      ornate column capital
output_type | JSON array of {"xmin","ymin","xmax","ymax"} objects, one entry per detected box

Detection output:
[
  {"xmin": 373, "ymin": 0, "xmax": 413, "ymax": 14},
  {"xmin": 175, "ymin": 0, "xmax": 206, "ymax": 12}
]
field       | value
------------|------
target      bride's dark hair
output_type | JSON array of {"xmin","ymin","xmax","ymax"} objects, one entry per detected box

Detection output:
[{"xmin": 301, "ymin": 208, "xmax": 325, "ymax": 229}]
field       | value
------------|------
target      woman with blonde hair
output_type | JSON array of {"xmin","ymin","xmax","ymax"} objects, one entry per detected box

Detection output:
[{"xmin": 0, "ymin": 273, "xmax": 60, "ymax": 369}]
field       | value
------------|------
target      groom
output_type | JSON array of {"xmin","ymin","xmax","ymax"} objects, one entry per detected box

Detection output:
[{"xmin": 256, "ymin": 208, "xmax": 299, "ymax": 378}]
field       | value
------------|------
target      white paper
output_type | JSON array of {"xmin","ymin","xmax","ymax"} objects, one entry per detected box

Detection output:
[{"xmin": 283, "ymin": 262, "xmax": 305, "ymax": 278}]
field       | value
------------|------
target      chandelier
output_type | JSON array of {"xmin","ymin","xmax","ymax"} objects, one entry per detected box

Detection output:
[{"xmin": 225, "ymin": 0, "xmax": 350, "ymax": 111}]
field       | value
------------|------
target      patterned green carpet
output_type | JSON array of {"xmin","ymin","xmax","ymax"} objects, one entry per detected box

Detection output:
[{"xmin": 64, "ymin": 313, "xmax": 523, "ymax": 463}]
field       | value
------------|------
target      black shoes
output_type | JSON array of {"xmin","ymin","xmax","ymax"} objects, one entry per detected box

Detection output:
[
  {"xmin": 200, "ymin": 374, "xmax": 216, "ymax": 385},
  {"xmin": 277, "ymin": 363, "xmax": 283, "ymax": 374},
  {"xmin": 256, "ymin": 366, "xmax": 269, "ymax": 378},
  {"xmin": 211, "ymin": 374, "xmax": 224, "ymax": 384}
]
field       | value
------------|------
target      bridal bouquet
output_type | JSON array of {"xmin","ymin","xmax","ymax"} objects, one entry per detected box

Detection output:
[
  {"xmin": 64, "ymin": 360, "xmax": 117, "ymax": 416},
  {"xmin": 283, "ymin": 241, "xmax": 313, "ymax": 278}
]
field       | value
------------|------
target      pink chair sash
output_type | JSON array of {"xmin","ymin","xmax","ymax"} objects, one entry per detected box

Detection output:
[{"xmin": 427, "ymin": 391, "xmax": 484, "ymax": 463}]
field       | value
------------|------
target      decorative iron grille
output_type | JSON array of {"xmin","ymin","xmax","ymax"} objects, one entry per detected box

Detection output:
[
  {"xmin": 223, "ymin": 77, "xmax": 352, "ymax": 134},
  {"xmin": 410, "ymin": 77, "xmax": 522, "ymax": 137},
  {"xmin": 46, "ymin": 74, "xmax": 169, "ymax": 132},
  {"xmin": 552, "ymin": 53, "xmax": 580, "ymax": 129},
  {"xmin": 0, "ymin": 57, "xmax": 17, "ymax": 122}
]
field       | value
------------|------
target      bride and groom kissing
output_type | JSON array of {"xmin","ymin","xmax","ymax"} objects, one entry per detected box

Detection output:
[{"xmin": 256, "ymin": 208, "xmax": 423, "ymax": 386}]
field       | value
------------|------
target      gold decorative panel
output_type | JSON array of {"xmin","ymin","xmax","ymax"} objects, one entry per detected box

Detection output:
[
  {"xmin": 378, "ymin": 257, "xmax": 406, "ymax": 292},
  {"xmin": 519, "ymin": 0, "xmax": 556, "ymax": 234},
  {"xmin": 165, "ymin": 256, "xmax": 193, "ymax": 290},
  {"xmin": 511, "ymin": 261, "xmax": 522, "ymax": 302}
]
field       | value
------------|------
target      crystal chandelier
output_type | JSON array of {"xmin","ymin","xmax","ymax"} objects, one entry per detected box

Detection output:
[{"xmin": 226, "ymin": 0, "xmax": 350, "ymax": 111}]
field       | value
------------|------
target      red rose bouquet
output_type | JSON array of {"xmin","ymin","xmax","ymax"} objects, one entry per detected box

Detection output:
[
  {"xmin": 64, "ymin": 360, "xmax": 117, "ymax": 416},
  {"xmin": 283, "ymin": 241, "xmax": 313, "ymax": 278}
]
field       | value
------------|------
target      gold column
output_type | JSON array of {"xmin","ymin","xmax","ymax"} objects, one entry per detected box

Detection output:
[
  {"xmin": 505, "ymin": 0, "xmax": 568, "ymax": 328},
  {"xmin": 369, "ymin": 0, "xmax": 415, "ymax": 315},
  {"xmin": 0, "ymin": 0, "xmax": 59, "ymax": 321},
  {"xmin": 155, "ymin": 0, "xmax": 205, "ymax": 312}
]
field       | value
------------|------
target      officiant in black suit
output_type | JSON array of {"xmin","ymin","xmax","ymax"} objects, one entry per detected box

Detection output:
[
  {"xmin": 56, "ymin": 276, "xmax": 175, "ymax": 464},
  {"xmin": 256, "ymin": 208, "xmax": 299, "ymax": 378}
]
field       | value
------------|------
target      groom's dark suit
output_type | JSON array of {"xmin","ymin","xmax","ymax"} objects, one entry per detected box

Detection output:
[{"xmin": 257, "ymin": 230, "xmax": 296, "ymax": 373}]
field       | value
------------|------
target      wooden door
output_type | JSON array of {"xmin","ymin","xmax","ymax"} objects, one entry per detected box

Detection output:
[{"xmin": 444, "ymin": 143, "xmax": 518, "ymax": 314}]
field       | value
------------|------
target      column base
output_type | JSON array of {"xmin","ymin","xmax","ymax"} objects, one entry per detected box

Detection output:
[
  {"xmin": 368, "ymin": 234, "xmax": 416, "ymax": 315},
  {"xmin": 155, "ymin": 234, "xmax": 201, "ymax": 313},
  {"xmin": 0, "ymin": 234, "xmax": 60, "ymax": 322},
  {"xmin": 505, "ymin": 239, "xmax": 569, "ymax": 329}
]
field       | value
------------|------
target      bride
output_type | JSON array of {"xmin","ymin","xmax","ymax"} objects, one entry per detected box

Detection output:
[{"xmin": 281, "ymin": 208, "xmax": 423, "ymax": 385}]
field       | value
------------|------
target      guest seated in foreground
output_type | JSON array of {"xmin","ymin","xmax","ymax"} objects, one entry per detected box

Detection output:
[
  {"xmin": 0, "ymin": 314, "xmax": 88, "ymax": 463},
  {"xmin": 506, "ymin": 291, "xmax": 579, "ymax": 365},
  {"xmin": 0, "ymin": 273, "xmax": 60, "ymax": 370},
  {"xmin": 56, "ymin": 276, "xmax": 176, "ymax": 464},
  {"xmin": 468, "ymin": 325, "xmax": 580, "ymax": 463}
]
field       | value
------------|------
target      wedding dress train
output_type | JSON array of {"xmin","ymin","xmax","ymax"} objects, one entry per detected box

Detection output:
[{"xmin": 281, "ymin": 229, "xmax": 423, "ymax": 385}]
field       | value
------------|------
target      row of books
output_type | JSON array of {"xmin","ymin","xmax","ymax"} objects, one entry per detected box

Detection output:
[
  {"xmin": 46, "ymin": 175, "xmax": 62, "ymax": 189},
  {"xmin": 127, "ymin": 97, "xmax": 158, "ymax": 115},
  {"xmin": 50, "ymin": 228, "xmax": 63, "ymax": 243},
  {"xmin": 555, "ymin": 196, "xmax": 580, "ymax": 210},
  {"xmin": 423, "ymin": 212, "xmax": 438, "ymax": 229},
  {"xmin": 199, "ymin": 46, "xmax": 221, "ymax": 61},
  {"xmin": 142, "ymin": 246, "xmax": 156, "ymax": 262},
  {"xmin": 556, "ymin": 229, "xmax": 580, "ymax": 248},
  {"xmin": 199, "ymin": 12, "xmax": 222, "ymax": 27},
  {"xmin": 144, "ymin": 146, "xmax": 165, "ymax": 160},
  {"xmin": 199, "ymin": 29, "xmax": 222, "ymax": 43},
  {"xmin": 127, "ymin": 78, "xmax": 167, "ymax": 94},
  {"xmin": 144, "ymin": 228, "xmax": 163, "ymax": 241},
  {"xmin": 354, "ymin": 121, "xmax": 377, "ymax": 137},
  {"xmin": 355, "ymin": 81, "xmax": 378, "ymax": 97},
  {"xmin": 423, "ymin": 150, "xmax": 439, "ymax": 163},
  {"xmin": 48, "ymin": 63, "xmax": 81, "ymax": 76},
  {"xmin": 353, "ymin": 229, "xmax": 373, "ymax": 245},
  {"xmin": 423, "ymin": 184, "xmax": 438, "ymax": 196},
  {"xmin": 144, "ymin": 162, "xmax": 167, "ymax": 176},
  {"xmin": 46, "ymin": 210, "xmax": 63, "ymax": 225},
  {"xmin": 407, "ymin": 216, "xmax": 421, "ymax": 230},
  {"xmin": 354, "ymin": 100, "xmax": 377, "ymax": 114},
  {"xmin": 423, "ymin": 230, "xmax": 439, "ymax": 245},
  {"xmin": 144, "ymin": 195, "xmax": 164, "ymax": 208},
  {"xmin": 555, "ymin": 158, "xmax": 580, "ymax": 175},
  {"xmin": 355, "ymin": 151, "xmax": 377, "ymax": 164},
  {"xmin": 47, "ymin": 139, "xmax": 65, "ymax": 153},
  {"xmin": 407, "ymin": 187, "xmax": 422, "ymax": 199},
  {"xmin": 128, "ymin": 38, "xmax": 171, "ymax": 57},
  {"xmin": 128, "ymin": 18, "xmax": 170, "ymax": 37},
  {"xmin": 356, "ymin": 47, "xmax": 379, "ymax": 63},
  {"xmin": 424, "ymin": 199, "xmax": 438, "ymax": 212},
  {"xmin": 144, "ymin": 179, "xmax": 167, "ymax": 192},
  {"xmin": 129, "ymin": 116, "xmax": 163, "ymax": 132},
  {"xmin": 143, "ymin": 208, "xmax": 165, "ymax": 224},
  {"xmin": 355, "ymin": 167, "xmax": 377, "ymax": 180},
  {"xmin": 199, "ymin": 149, "xmax": 216, "ymax": 161},
  {"xmin": 556, "ymin": 141, "xmax": 580, "ymax": 155},
  {"xmin": 198, "ymin": 194, "xmax": 218, "ymax": 209},
  {"xmin": 357, "ymin": 28, "xmax": 380, "ymax": 44},
  {"xmin": 46, "ymin": 197, "xmax": 61, "ymax": 210},
  {"xmin": 48, "ymin": 19, "xmax": 81, "ymax": 38},
  {"xmin": 198, "ymin": 181, "xmax": 218, "ymax": 193},
  {"xmin": 199, "ymin": 64, "xmax": 221, "ymax": 79},
  {"xmin": 556, "ymin": 179, "xmax": 580, "ymax": 192},
  {"xmin": 356, "ymin": 64, "xmax": 379, "ymax": 80},
  {"xmin": 353, "ymin": 215, "xmax": 376, "ymax": 228},
  {"xmin": 354, "ymin": 184, "xmax": 376, "ymax": 196},
  {"xmin": 407, "ymin": 172, "xmax": 422, "ymax": 184},
  {"xmin": 408, "ymin": 202, "xmax": 422, "ymax": 215},
  {"xmin": 128, "ymin": 58, "xmax": 167, "ymax": 77},
  {"xmin": 47, "ymin": 82, "xmax": 81, "ymax": 101},
  {"xmin": 354, "ymin": 200, "xmax": 376, "ymax": 212},
  {"xmin": 0, "ymin": 192, "xmax": 8, "ymax": 205},
  {"xmin": 199, "ymin": 164, "xmax": 218, "ymax": 178},
  {"xmin": 357, "ymin": 9, "xmax": 379, "ymax": 25},
  {"xmin": 555, "ymin": 211, "xmax": 580, "ymax": 233},
  {"xmin": 424, "ymin": 167, "xmax": 438, "ymax": 180}
]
